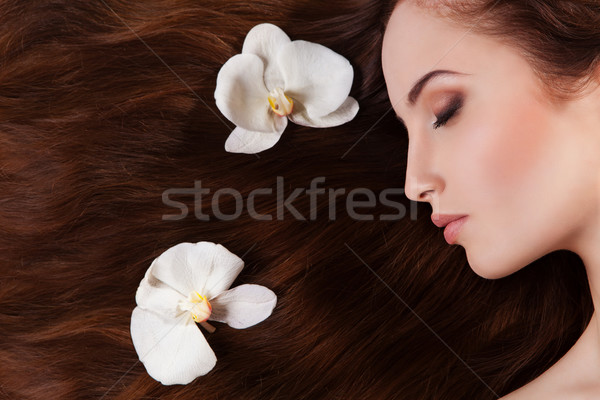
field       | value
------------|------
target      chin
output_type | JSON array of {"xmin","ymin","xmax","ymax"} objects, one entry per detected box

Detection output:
[{"xmin": 464, "ymin": 250, "xmax": 519, "ymax": 280}]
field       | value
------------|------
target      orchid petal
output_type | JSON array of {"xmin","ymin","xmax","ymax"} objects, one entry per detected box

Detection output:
[
  {"xmin": 277, "ymin": 40, "xmax": 354, "ymax": 118},
  {"xmin": 130, "ymin": 307, "xmax": 217, "ymax": 385},
  {"xmin": 214, "ymin": 53, "xmax": 279, "ymax": 133},
  {"xmin": 224, "ymin": 123, "xmax": 287, "ymax": 154},
  {"xmin": 288, "ymin": 96, "xmax": 359, "ymax": 128},
  {"xmin": 149, "ymin": 242, "xmax": 244, "ymax": 299},
  {"xmin": 241, "ymin": 23, "xmax": 289, "ymax": 90},
  {"xmin": 135, "ymin": 263, "xmax": 186, "ymax": 319},
  {"xmin": 209, "ymin": 284, "xmax": 277, "ymax": 329}
]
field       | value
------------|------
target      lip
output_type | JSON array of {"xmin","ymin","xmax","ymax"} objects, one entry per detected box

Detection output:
[
  {"xmin": 431, "ymin": 214, "xmax": 468, "ymax": 228},
  {"xmin": 443, "ymin": 217, "xmax": 468, "ymax": 244},
  {"xmin": 431, "ymin": 214, "xmax": 469, "ymax": 245}
]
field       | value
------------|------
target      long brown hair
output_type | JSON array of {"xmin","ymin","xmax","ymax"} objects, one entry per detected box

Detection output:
[{"xmin": 0, "ymin": 1, "xmax": 592, "ymax": 399}]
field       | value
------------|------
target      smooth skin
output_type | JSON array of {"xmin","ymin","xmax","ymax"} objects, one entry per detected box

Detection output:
[{"xmin": 382, "ymin": 2, "xmax": 600, "ymax": 398}]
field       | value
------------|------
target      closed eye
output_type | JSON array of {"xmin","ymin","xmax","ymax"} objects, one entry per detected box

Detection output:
[{"xmin": 433, "ymin": 96, "xmax": 463, "ymax": 129}]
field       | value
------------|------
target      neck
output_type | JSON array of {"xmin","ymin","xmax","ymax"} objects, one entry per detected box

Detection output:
[
  {"xmin": 532, "ymin": 209, "xmax": 600, "ymax": 396},
  {"xmin": 560, "ymin": 196, "xmax": 600, "ymax": 387},
  {"xmin": 577, "ymin": 221, "xmax": 600, "ymax": 354}
]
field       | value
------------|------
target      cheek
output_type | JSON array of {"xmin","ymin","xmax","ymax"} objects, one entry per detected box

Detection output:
[
  {"xmin": 456, "ymin": 99, "xmax": 552, "ymax": 207},
  {"xmin": 449, "ymin": 100, "xmax": 566, "ymax": 278}
]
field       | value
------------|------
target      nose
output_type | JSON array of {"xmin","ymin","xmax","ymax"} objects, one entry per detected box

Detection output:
[{"xmin": 403, "ymin": 136, "xmax": 443, "ymax": 203}]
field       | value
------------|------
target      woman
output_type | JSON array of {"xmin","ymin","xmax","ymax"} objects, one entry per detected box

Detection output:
[
  {"xmin": 382, "ymin": 0, "xmax": 600, "ymax": 398},
  {"xmin": 0, "ymin": 0, "xmax": 592, "ymax": 398}
]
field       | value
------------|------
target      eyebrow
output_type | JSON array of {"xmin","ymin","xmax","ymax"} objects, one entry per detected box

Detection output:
[{"xmin": 395, "ymin": 69, "xmax": 466, "ymax": 124}]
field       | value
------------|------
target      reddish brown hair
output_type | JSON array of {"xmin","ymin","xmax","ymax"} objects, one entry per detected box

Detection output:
[{"xmin": 0, "ymin": 1, "xmax": 592, "ymax": 399}]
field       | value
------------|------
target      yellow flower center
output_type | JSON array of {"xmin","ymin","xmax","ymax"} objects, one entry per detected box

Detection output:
[
  {"xmin": 267, "ymin": 87, "xmax": 294, "ymax": 117},
  {"xmin": 180, "ymin": 291, "xmax": 212, "ymax": 323}
]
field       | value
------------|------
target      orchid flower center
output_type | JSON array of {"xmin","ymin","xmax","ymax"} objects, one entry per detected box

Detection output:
[
  {"xmin": 267, "ymin": 87, "xmax": 294, "ymax": 117},
  {"xmin": 179, "ymin": 291, "xmax": 212, "ymax": 323}
]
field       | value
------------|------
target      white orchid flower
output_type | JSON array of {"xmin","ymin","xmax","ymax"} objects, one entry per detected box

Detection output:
[
  {"xmin": 130, "ymin": 241, "xmax": 277, "ymax": 385},
  {"xmin": 214, "ymin": 23, "xmax": 360, "ymax": 154}
]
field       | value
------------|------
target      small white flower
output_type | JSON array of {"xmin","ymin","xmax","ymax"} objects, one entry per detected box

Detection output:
[
  {"xmin": 214, "ymin": 23, "xmax": 360, "ymax": 154},
  {"xmin": 130, "ymin": 241, "xmax": 277, "ymax": 385}
]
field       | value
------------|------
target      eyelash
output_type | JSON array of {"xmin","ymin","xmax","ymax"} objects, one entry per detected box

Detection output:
[{"xmin": 432, "ymin": 96, "xmax": 463, "ymax": 130}]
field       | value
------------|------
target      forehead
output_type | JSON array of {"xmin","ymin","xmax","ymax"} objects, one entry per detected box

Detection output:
[{"xmin": 381, "ymin": 2, "xmax": 487, "ymax": 105}]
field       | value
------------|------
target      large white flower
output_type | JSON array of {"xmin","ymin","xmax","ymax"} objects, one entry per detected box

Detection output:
[
  {"xmin": 130, "ymin": 241, "xmax": 277, "ymax": 385},
  {"xmin": 214, "ymin": 23, "xmax": 360, "ymax": 154}
]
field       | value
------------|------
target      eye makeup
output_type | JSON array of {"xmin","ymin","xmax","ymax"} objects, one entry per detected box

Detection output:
[{"xmin": 433, "ymin": 95, "xmax": 464, "ymax": 129}]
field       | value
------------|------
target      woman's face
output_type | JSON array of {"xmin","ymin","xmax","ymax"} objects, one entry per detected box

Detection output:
[{"xmin": 382, "ymin": 2, "xmax": 600, "ymax": 279}]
